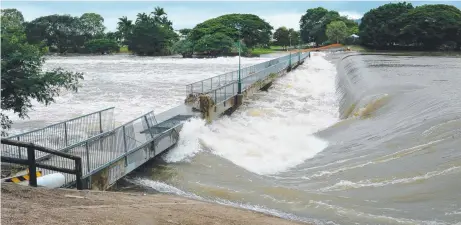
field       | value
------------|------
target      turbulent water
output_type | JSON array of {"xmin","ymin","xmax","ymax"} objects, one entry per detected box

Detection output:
[{"xmin": 8, "ymin": 53, "xmax": 461, "ymax": 224}]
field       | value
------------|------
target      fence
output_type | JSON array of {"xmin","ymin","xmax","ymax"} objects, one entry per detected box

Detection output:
[
  {"xmin": 2, "ymin": 107, "xmax": 115, "ymax": 160},
  {"xmin": 1, "ymin": 138, "xmax": 84, "ymax": 190},
  {"xmin": 37, "ymin": 111, "xmax": 155, "ymax": 185},
  {"xmin": 189, "ymin": 52, "xmax": 310, "ymax": 105},
  {"xmin": 186, "ymin": 54, "xmax": 294, "ymax": 95}
]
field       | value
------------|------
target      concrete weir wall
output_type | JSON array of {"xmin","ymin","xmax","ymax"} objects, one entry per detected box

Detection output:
[{"xmin": 196, "ymin": 61, "xmax": 304, "ymax": 123}]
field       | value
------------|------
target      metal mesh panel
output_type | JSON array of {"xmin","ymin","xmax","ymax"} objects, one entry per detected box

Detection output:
[
  {"xmin": 185, "ymin": 53, "xmax": 300, "ymax": 95},
  {"xmin": 2, "ymin": 108, "xmax": 115, "ymax": 160},
  {"xmin": 206, "ymin": 53, "xmax": 303, "ymax": 104}
]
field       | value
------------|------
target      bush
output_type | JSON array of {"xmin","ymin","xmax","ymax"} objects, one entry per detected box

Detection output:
[
  {"xmin": 172, "ymin": 39, "xmax": 194, "ymax": 58},
  {"xmin": 85, "ymin": 38, "xmax": 120, "ymax": 54}
]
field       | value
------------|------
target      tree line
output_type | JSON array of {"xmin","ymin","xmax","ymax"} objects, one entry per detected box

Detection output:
[
  {"xmin": 359, "ymin": 2, "xmax": 461, "ymax": 50},
  {"xmin": 173, "ymin": 14, "xmax": 273, "ymax": 57}
]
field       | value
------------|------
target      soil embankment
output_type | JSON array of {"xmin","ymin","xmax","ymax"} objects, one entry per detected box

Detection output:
[{"xmin": 1, "ymin": 183, "xmax": 307, "ymax": 225}]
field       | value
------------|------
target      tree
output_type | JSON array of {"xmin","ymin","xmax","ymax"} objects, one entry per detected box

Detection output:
[
  {"xmin": 288, "ymin": 29, "xmax": 301, "ymax": 46},
  {"xmin": 125, "ymin": 7, "xmax": 178, "ymax": 56},
  {"xmin": 1, "ymin": 9, "xmax": 84, "ymax": 136},
  {"xmin": 397, "ymin": 4, "xmax": 461, "ymax": 50},
  {"xmin": 179, "ymin": 28, "xmax": 192, "ymax": 37},
  {"xmin": 117, "ymin": 16, "xmax": 133, "ymax": 45},
  {"xmin": 85, "ymin": 38, "xmax": 119, "ymax": 54},
  {"xmin": 1, "ymin": 8, "xmax": 24, "ymax": 28},
  {"xmin": 172, "ymin": 39, "xmax": 194, "ymax": 58},
  {"xmin": 300, "ymin": 7, "xmax": 358, "ymax": 45},
  {"xmin": 194, "ymin": 33, "xmax": 234, "ymax": 56},
  {"xmin": 326, "ymin": 21, "xmax": 348, "ymax": 43},
  {"xmin": 300, "ymin": 7, "xmax": 338, "ymax": 45},
  {"xmin": 105, "ymin": 31, "xmax": 122, "ymax": 43},
  {"xmin": 25, "ymin": 14, "xmax": 85, "ymax": 53},
  {"xmin": 189, "ymin": 14, "xmax": 273, "ymax": 49},
  {"xmin": 80, "ymin": 13, "xmax": 106, "ymax": 39},
  {"xmin": 273, "ymin": 27, "xmax": 290, "ymax": 49},
  {"xmin": 359, "ymin": 2, "xmax": 414, "ymax": 48}
]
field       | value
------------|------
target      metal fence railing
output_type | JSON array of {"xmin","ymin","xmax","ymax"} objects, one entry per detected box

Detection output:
[
  {"xmin": 185, "ymin": 54, "xmax": 294, "ymax": 95},
  {"xmin": 2, "ymin": 107, "xmax": 115, "ymax": 160},
  {"xmin": 1, "ymin": 138, "xmax": 84, "ymax": 190},
  {"xmin": 50, "ymin": 111, "xmax": 157, "ymax": 184},
  {"xmin": 193, "ymin": 52, "xmax": 310, "ymax": 105}
]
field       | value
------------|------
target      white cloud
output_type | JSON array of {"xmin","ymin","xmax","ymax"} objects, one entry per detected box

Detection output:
[
  {"xmin": 338, "ymin": 11, "xmax": 363, "ymax": 20},
  {"xmin": 260, "ymin": 13, "xmax": 303, "ymax": 30}
]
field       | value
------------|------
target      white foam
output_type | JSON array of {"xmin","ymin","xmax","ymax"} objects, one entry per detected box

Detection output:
[
  {"xmin": 162, "ymin": 118, "xmax": 207, "ymax": 163},
  {"xmin": 6, "ymin": 55, "xmax": 270, "ymax": 130},
  {"xmin": 164, "ymin": 53, "xmax": 339, "ymax": 175},
  {"xmin": 321, "ymin": 166, "xmax": 461, "ymax": 192}
]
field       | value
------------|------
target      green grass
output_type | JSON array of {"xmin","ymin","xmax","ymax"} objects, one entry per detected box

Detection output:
[
  {"xmin": 119, "ymin": 45, "xmax": 131, "ymax": 54},
  {"xmin": 346, "ymin": 45, "xmax": 371, "ymax": 52},
  {"xmin": 250, "ymin": 48, "xmax": 276, "ymax": 55},
  {"xmin": 269, "ymin": 46, "xmax": 285, "ymax": 51}
]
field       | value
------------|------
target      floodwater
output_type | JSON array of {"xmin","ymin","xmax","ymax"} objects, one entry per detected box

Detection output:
[{"xmin": 7, "ymin": 53, "xmax": 461, "ymax": 225}]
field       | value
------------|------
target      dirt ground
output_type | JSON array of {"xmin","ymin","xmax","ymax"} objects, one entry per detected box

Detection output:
[{"xmin": 1, "ymin": 183, "xmax": 308, "ymax": 225}]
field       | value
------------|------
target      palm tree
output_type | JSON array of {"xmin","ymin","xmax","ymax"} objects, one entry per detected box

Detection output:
[
  {"xmin": 152, "ymin": 7, "xmax": 166, "ymax": 17},
  {"xmin": 117, "ymin": 16, "xmax": 132, "ymax": 40},
  {"xmin": 136, "ymin": 13, "xmax": 150, "ymax": 23}
]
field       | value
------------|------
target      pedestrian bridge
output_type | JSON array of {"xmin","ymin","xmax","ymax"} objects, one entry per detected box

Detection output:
[{"xmin": 1, "ymin": 51, "xmax": 310, "ymax": 190}]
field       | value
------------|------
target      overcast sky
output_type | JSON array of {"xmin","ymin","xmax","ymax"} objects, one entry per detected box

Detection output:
[{"xmin": 2, "ymin": 1, "xmax": 461, "ymax": 31}]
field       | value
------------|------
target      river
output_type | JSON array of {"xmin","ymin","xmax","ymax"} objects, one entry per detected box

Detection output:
[{"xmin": 6, "ymin": 53, "xmax": 461, "ymax": 225}]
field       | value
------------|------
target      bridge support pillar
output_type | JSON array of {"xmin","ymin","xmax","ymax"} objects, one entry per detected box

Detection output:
[{"xmin": 235, "ymin": 94, "xmax": 244, "ymax": 107}]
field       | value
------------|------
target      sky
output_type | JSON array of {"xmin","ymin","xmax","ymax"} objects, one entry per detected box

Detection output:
[{"xmin": 2, "ymin": 1, "xmax": 461, "ymax": 31}]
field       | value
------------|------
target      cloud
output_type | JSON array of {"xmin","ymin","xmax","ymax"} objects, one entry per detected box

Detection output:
[
  {"xmin": 260, "ymin": 13, "xmax": 303, "ymax": 30},
  {"xmin": 338, "ymin": 11, "xmax": 363, "ymax": 20}
]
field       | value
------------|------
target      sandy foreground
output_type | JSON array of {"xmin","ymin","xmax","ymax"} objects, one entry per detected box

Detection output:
[{"xmin": 1, "ymin": 183, "xmax": 308, "ymax": 225}]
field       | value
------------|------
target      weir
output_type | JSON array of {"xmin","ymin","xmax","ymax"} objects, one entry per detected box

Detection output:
[{"xmin": 1, "ymin": 51, "xmax": 310, "ymax": 190}]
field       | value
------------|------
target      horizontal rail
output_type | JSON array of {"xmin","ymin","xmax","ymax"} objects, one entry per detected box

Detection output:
[
  {"xmin": 1, "ymin": 139, "xmax": 81, "ymax": 160},
  {"xmin": 1, "ymin": 156, "xmax": 77, "ymax": 175},
  {"xmin": 1, "ymin": 138, "xmax": 83, "ymax": 190},
  {"xmin": 5, "ymin": 107, "xmax": 114, "ymax": 139}
]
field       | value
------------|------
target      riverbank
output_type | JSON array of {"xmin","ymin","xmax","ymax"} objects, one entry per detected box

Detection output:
[{"xmin": 1, "ymin": 183, "xmax": 308, "ymax": 225}]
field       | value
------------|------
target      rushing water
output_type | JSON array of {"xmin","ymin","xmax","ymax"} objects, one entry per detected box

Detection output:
[{"xmin": 7, "ymin": 53, "xmax": 461, "ymax": 224}]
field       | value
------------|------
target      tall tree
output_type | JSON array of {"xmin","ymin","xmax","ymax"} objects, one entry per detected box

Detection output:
[
  {"xmin": 397, "ymin": 4, "xmax": 461, "ymax": 50},
  {"xmin": 326, "ymin": 21, "xmax": 348, "ymax": 43},
  {"xmin": 189, "ymin": 14, "xmax": 273, "ymax": 49},
  {"xmin": 300, "ymin": 7, "xmax": 358, "ymax": 45},
  {"xmin": 1, "ymin": 9, "xmax": 83, "ymax": 136},
  {"xmin": 25, "ymin": 14, "xmax": 84, "ymax": 53},
  {"xmin": 194, "ymin": 33, "xmax": 234, "ymax": 56},
  {"xmin": 288, "ymin": 28, "xmax": 301, "ymax": 46},
  {"xmin": 125, "ymin": 7, "xmax": 178, "ymax": 56},
  {"xmin": 79, "ymin": 13, "xmax": 105, "ymax": 39},
  {"xmin": 117, "ymin": 16, "xmax": 133, "ymax": 43},
  {"xmin": 273, "ymin": 27, "xmax": 290, "ymax": 49},
  {"xmin": 359, "ymin": 2, "xmax": 414, "ymax": 48}
]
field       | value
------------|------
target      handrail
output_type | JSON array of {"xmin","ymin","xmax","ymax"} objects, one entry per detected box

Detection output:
[
  {"xmin": 5, "ymin": 107, "xmax": 115, "ymax": 139},
  {"xmin": 1, "ymin": 139, "xmax": 83, "ymax": 190}
]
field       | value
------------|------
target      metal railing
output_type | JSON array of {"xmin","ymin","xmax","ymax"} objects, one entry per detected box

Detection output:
[
  {"xmin": 197, "ymin": 52, "xmax": 310, "ymax": 105},
  {"xmin": 2, "ymin": 107, "xmax": 115, "ymax": 160},
  {"xmin": 185, "ymin": 54, "xmax": 293, "ymax": 95},
  {"xmin": 1, "ymin": 139, "xmax": 83, "ymax": 190},
  {"xmin": 47, "ymin": 111, "xmax": 157, "ymax": 185}
]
